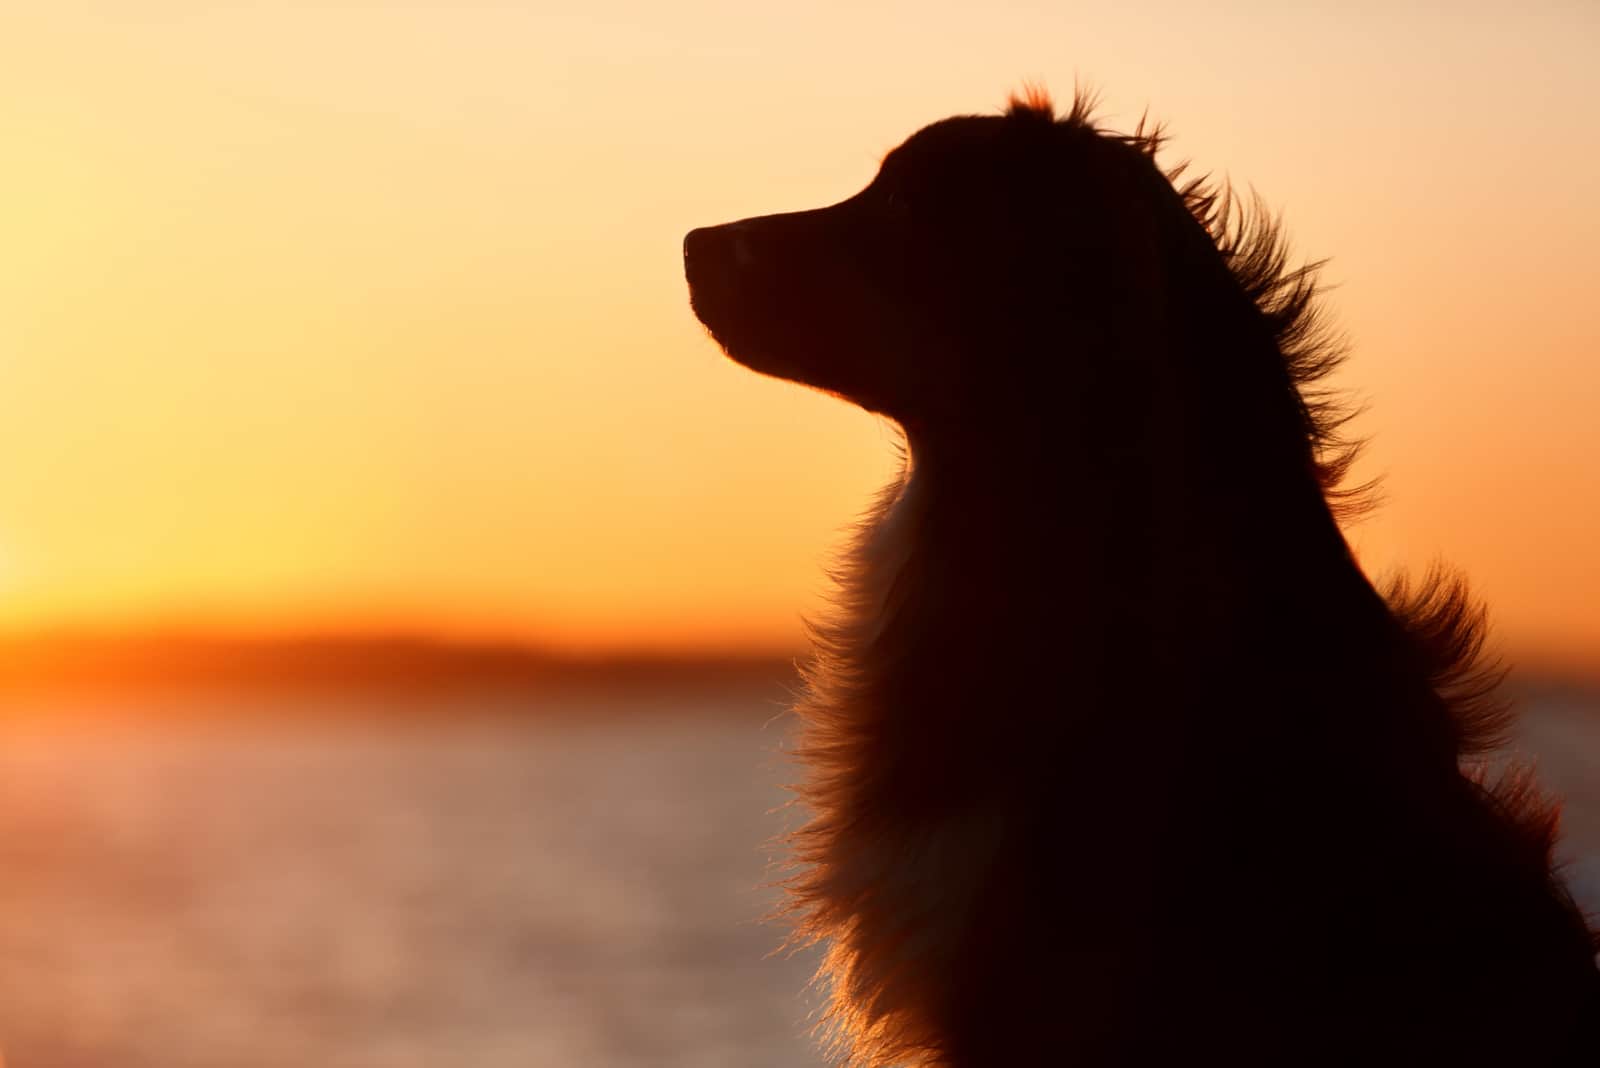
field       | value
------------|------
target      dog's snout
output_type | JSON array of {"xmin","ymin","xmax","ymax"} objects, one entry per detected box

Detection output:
[{"xmin": 684, "ymin": 223, "xmax": 755, "ymax": 276}]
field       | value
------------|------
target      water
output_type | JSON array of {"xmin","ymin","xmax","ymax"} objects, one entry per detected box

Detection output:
[
  {"xmin": 0, "ymin": 688, "xmax": 1595, "ymax": 1066},
  {"xmin": 0, "ymin": 690, "xmax": 823, "ymax": 1067}
]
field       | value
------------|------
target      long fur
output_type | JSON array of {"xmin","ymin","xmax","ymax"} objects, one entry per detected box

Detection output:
[{"xmin": 702, "ymin": 88, "xmax": 1600, "ymax": 1065}]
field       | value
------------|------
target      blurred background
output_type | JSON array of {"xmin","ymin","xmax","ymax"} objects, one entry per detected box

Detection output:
[{"xmin": 1, "ymin": 3, "xmax": 1597, "ymax": 1065}]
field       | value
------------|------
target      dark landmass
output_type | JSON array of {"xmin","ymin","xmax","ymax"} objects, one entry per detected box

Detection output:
[{"xmin": 0, "ymin": 630, "xmax": 802, "ymax": 707}]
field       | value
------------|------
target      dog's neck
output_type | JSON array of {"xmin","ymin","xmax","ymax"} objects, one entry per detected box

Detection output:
[
  {"xmin": 839, "ymin": 417, "xmax": 1399, "ymax": 820},
  {"xmin": 888, "ymin": 423, "xmax": 1295, "ymax": 666}
]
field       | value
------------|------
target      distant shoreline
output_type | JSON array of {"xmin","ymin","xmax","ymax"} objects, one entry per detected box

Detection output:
[{"xmin": 0, "ymin": 631, "xmax": 803, "ymax": 705}]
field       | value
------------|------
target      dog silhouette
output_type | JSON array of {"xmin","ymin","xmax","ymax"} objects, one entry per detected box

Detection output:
[{"xmin": 685, "ymin": 88, "xmax": 1600, "ymax": 1066}]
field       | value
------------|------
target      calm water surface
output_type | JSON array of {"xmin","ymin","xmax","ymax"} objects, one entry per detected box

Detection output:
[
  {"xmin": 0, "ymin": 690, "xmax": 822, "ymax": 1067},
  {"xmin": 0, "ymin": 688, "xmax": 1596, "ymax": 1066}
]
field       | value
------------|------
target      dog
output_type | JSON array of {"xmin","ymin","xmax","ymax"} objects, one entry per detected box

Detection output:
[{"xmin": 684, "ymin": 88, "xmax": 1600, "ymax": 1066}]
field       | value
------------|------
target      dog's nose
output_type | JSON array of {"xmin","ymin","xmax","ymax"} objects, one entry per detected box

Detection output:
[
  {"xmin": 684, "ymin": 226, "xmax": 711, "ymax": 266},
  {"xmin": 684, "ymin": 223, "xmax": 754, "ymax": 273}
]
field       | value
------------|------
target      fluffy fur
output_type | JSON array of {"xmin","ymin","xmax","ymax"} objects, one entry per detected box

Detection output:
[{"xmin": 684, "ymin": 88, "xmax": 1600, "ymax": 1065}]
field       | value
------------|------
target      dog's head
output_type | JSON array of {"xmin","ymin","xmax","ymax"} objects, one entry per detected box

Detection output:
[{"xmin": 684, "ymin": 96, "xmax": 1185, "ymax": 429}]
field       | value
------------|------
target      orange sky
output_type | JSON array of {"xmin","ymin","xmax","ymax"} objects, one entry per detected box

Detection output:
[{"xmin": 1, "ymin": 4, "xmax": 1597, "ymax": 664}]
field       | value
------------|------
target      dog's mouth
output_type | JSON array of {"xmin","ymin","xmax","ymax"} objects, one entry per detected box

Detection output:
[{"xmin": 686, "ymin": 282, "xmax": 768, "ymax": 373}]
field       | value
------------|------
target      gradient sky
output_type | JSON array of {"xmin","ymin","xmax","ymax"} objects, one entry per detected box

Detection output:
[{"xmin": 1, "ymin": 3, "xmax": 1597, "ymax": 663}]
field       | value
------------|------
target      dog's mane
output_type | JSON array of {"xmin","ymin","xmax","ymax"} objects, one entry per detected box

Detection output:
[
  {"xmin": 770, "ymin": 87, "xmax": 1590, "ymax": 1066},
  {"xmin": 1009, "ymin": 85, "xmax": 1368, "ymax": 518},
  {"xmin": 1005, "ymin": 85, "xmax": 1520, "ymax": 762}
]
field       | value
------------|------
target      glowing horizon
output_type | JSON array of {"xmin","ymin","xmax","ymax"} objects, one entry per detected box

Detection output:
[{"xmin": 2, "ymin": 4, "xmax": 1597, "ymax": 666}]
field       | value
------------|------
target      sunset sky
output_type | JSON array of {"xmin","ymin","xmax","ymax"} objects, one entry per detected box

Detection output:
[{"xmin": 1, "ymin": 4, "xmax": 1597, "ymax": 665}]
